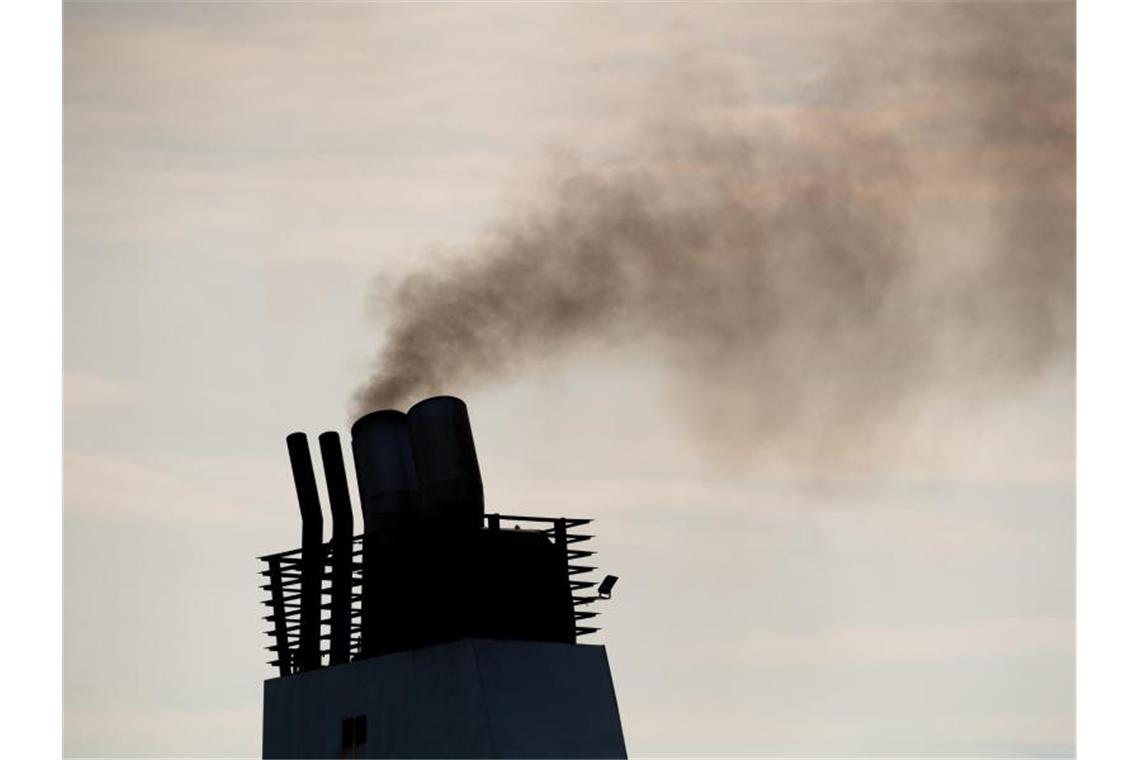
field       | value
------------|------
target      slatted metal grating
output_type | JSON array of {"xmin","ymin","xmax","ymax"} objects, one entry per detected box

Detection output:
[{"xmin": 259, "ymin": 514, "xmax": 603, "ymax": 676}]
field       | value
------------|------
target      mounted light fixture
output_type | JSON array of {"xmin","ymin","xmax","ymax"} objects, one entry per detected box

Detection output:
[{"xmin": 598, "ymin": 575, "xmax": 619, "ymax": 600}]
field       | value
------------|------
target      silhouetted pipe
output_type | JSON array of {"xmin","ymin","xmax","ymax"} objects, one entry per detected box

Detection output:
[
  {"xmin": 350, "ymin": 411, "xmax": 420, "ymax": 657},
  {"xmin": 350, "ymin": 410, "xmax": 420, "ymax": 531},
  {"xmin": 406, "ymin": 395, "xmax": 484, "ymax": 529},
  {"xmin": 318, "ymin": 432, "xmax": 353, "ymax": 667},
  {"xmin": 286, "ymin": 433, "xmax": 323, "ymax": 672}
]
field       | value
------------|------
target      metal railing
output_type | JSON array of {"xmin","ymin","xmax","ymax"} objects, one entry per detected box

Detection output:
[{"xmin": 259, "ymin": 514, "xmax": 602, "ymax": 676}]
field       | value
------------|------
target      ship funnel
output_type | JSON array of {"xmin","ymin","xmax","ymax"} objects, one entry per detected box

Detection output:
[
  {"xmin": 406, "ymin": 395, "xmax": 484, "ymax": 529},
  {"xmin": 350, "ymin": 410, "xmax": 420, "ymax": 532}
]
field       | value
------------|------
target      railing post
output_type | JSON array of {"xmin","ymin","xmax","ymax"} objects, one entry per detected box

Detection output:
[
  {"xmin": 554, "ymin": 517, "xmax": 575, "ymax": 642},
  {"xmin": 553, "ymin": 517, "xmax": 567, "ymax": 552}
]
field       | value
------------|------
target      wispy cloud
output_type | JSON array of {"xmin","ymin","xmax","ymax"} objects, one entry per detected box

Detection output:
[
  {"xmin": 63, "ymin": 372, "xmax": 133, "ymax": 410},
  {"xmin": 64, "ymin": 451, "xmax": 285, "ymax": 525}
]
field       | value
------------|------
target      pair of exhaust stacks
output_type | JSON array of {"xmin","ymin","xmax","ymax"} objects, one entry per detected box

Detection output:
[
  {"xmin": 279, "ymin": 395, "xmax": 612, "ymax": 672},
  {"xmin": 350, "ymin": 395, "xmax": 485, "ymax": 532}
]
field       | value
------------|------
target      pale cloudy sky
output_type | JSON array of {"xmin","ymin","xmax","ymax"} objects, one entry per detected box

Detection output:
[{"xmin": 64, "ymin": 2, "xmax": 1074, "ymax": 757}]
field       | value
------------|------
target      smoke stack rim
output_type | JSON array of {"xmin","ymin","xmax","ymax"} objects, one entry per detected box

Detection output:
[
  {"xmin": 406, "ymin": 394, "xmax": 467, "ymax": 414},
  {"xmin": 351, "ymin": 408, "xmax": 409, "ymax": 437}
]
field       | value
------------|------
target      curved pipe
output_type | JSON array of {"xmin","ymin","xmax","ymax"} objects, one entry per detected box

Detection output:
[
  {"xmin": 286, "ymin": 432, "xmax": 324, "ymax": 543},
  {"xmin": 319, "ymin": 432, "xmax": 354, "ymax": 666},
  {"xmin": 285, "ymin": 432, "xmax": 323, "ymax": 671}
]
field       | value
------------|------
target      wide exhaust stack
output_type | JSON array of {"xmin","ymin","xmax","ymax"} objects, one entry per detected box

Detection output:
[
  {"xmin": 406, "ymin": 395, "xmax": 484, "ymax": 529},
  {"xmin": 350, "ymin": 410, "xmax": 420, "ymax": 532}
]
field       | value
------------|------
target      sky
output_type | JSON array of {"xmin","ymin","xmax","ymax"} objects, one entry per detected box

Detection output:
[{"xmin": 64, "ymin": 2, "xmax": 1074, "ymax": 757}]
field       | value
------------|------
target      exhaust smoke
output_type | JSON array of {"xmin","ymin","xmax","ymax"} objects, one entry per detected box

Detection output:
[{"xmin": 354, "ymin": 4, "xmax": 1073, "ymax": 463}]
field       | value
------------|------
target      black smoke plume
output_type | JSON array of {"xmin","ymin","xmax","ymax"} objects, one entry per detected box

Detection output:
[{"xmin": 355, "ymin": 3, "xmax": 1073, "ymax": 460}]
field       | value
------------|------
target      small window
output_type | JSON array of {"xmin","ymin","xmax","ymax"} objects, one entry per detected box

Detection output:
[
  {"xmin": 340, "ymin": 718, "xmax": 353, "ymax": 752},
  {"xmin": 340, "ymin": 714, "xmax": 367, "ymax": 758},
  {"xmin": 354, "ymin": 715, "xmax": 367, "ymax": 746}
]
